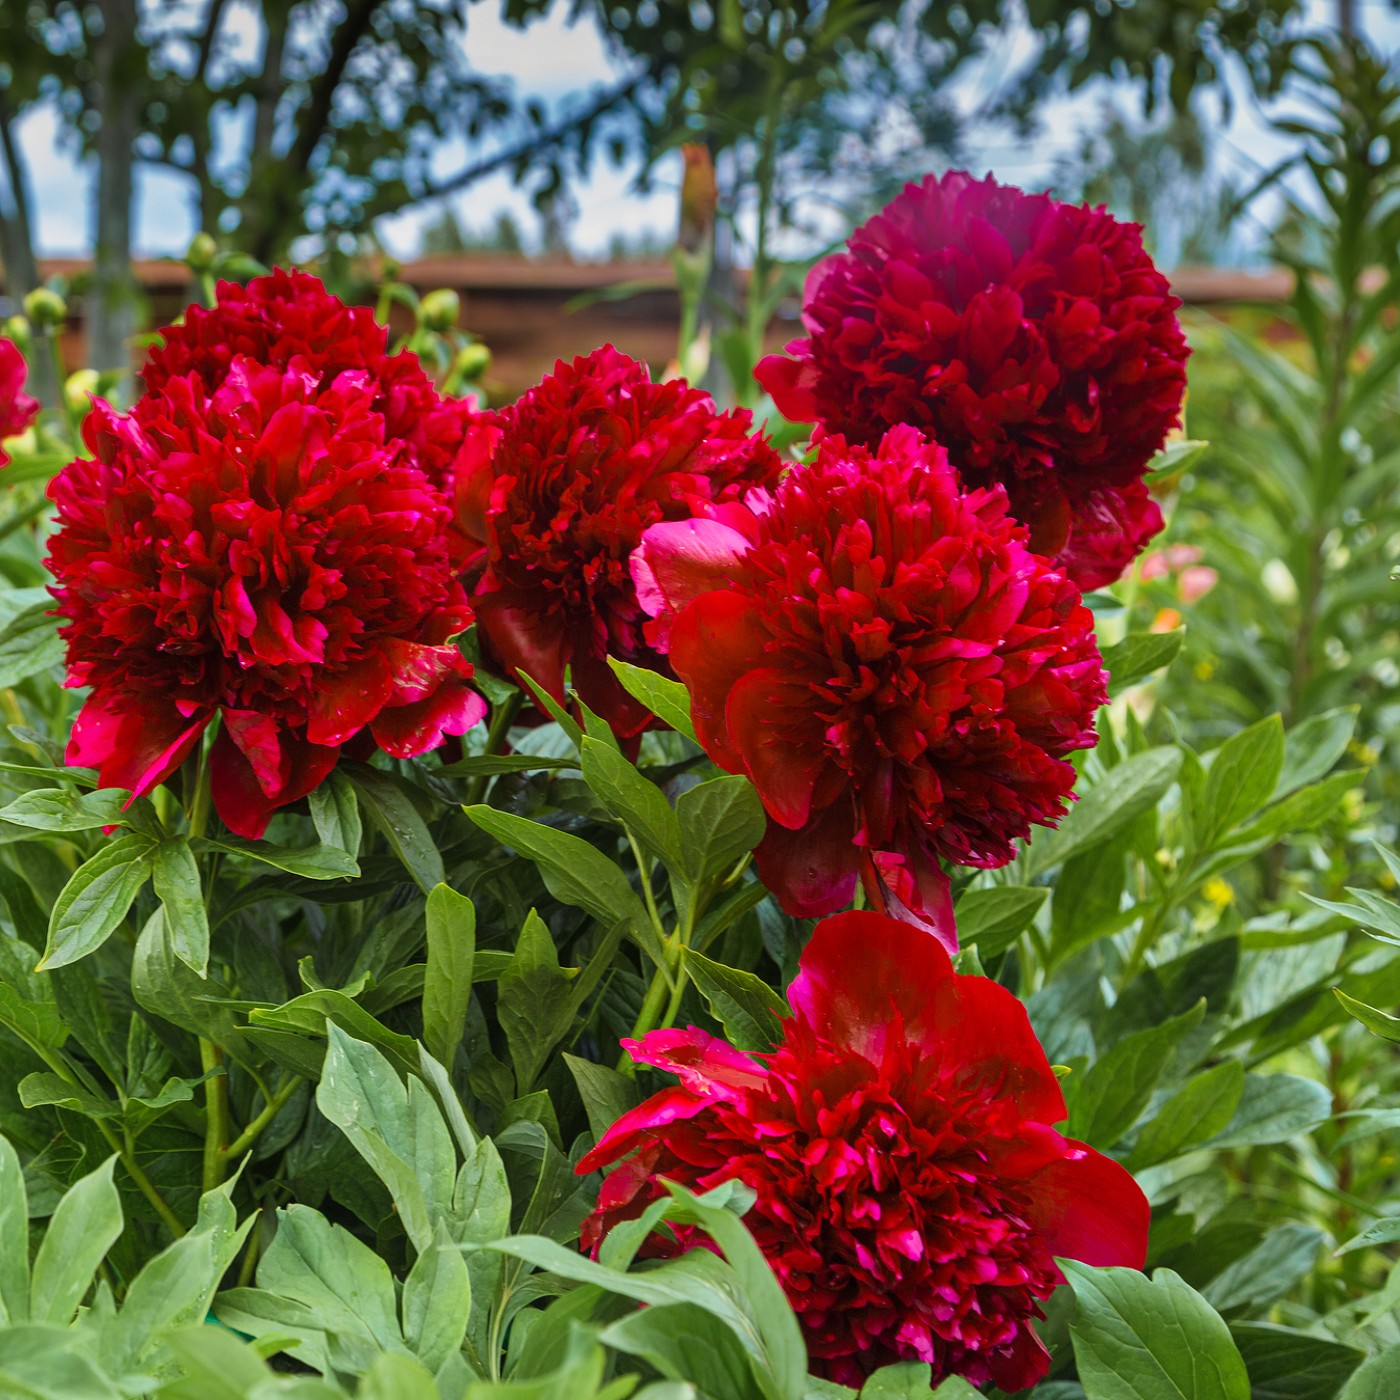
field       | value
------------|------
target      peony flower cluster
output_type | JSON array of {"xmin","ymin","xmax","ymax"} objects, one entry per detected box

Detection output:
[
  {"xmin": 579, "ymin": 910, "xmax": 1150, "ymax": 1390},
  {"xmin": 634, "ymin": 425, "xmax": 1104, "ymax": 937},
  {"xmin": 0, "ymin": 339, "xmax": 40, "ymax": 467},
  {"xmin": 457, "ymin": 346, "xmax": 783, "ymax": 736},
  {"xmin": 756, "ymin": 171, "xmax": 1189, "ymax": 589},
  {"xmin": 48, "ymin": 283, "xmax": 485, "ymax": 837}
]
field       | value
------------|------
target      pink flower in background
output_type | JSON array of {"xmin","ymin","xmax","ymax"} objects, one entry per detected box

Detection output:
[{"xmin": 0, "ymin": 339, "xmax": 40, "ymax": 467}]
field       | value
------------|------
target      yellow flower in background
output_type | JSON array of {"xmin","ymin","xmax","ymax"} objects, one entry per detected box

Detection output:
[{"xmin": 1204, "ymin": 877, "xmax": 1235, "ymax": 908}]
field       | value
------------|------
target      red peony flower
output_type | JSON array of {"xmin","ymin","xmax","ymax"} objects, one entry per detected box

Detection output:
[
  {"xmin": 143, "ymin": 268, "xmax": 474, "ymax": 515},
  {"xmin": 632, "ymin": 425, "xmax": 1104, "ymax": 939},
  {"xmin": 0, "ymin": 339, "xmax": 40, "ymax": 467},
  {"xmin": 578, "ymin": 910, "xmax": 1149, "ymax": 1391},
  {"xmin": 755, "ymin": 171, "xmax": 1189, "ymax": 590},
  {"xmin": 457, "ymin": 346, "xmax": 784, "ymax": 737},
  {"xmin": 47, "ymin": 358, "xmax": 485, "ymax": 838}
]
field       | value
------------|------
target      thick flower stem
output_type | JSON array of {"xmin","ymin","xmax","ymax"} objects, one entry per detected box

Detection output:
[
  {"xmin": 620, "ymin": 935, "xmax": 686, "ymax": 1075},
  {"xmin": 219, "ymin": 1073, "xmax": 302, "ymax": 1165},
  {"xmin": 201, "ymin": 1038, "xmax": 231, "ymax": 1193}
]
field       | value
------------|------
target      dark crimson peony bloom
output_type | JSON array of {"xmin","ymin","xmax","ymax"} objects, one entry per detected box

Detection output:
[
  {"xmin": 47, "ymin": 358, "xmax": 485, "ymax": 837},
  {"xmin": 457, "ymin": 346, "xmax": 783, "ymax": 736},
  {"xmin": 579, "ymin": 911, "xmax": 1149, "ymax": 1390},
  {"xmin": 632, "ymin": 425, "xmax": 1104, "ymax": 938},
  {"xmin": 143, "ymin": 268, "xmax": 474, "ymax": 515},
  {"xmin": 754, "ymin": 171, "xmax": 1189, "ymax": 589},
  {"xmin": 0, "ymin": 339, "xmax": 40, "ymax": 468}
]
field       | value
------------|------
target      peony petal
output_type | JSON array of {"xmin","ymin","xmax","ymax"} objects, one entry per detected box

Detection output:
[
  {"xmin": 631, "ymin": 516, "xmax": 755, "ymax": 649},
  {"xmin": 575, "ymin": 1085, "xmax": 711, "ymax": 1175},
  {"xmin": 306, "ymin": 649, "xmax": 395, "ymax": 747},
  {"xmin": 66, "ymin": 689, "xmax": 130, "ymax": 770},
  {"xmin": 1023, "ymin": 1138, "xmax": 1151, "ymax": 1271},
  {"xmin": 860, "ymin": 846, "xmax": 959, "ymax": 956},
  {"xmin": 753, "ymin": 350, "xmax": 822, "ymax": 424},
  {"xmin": 86, "ymin": 700, "xmax": 209, "ymax": 801},
  {"xmin": 753, "ymin": 803, "xmax": 859, "ymax": 919},
  {"xmin": 209, "ymin": 724, "xmax": 339, "ymax": 839},
  {"xmin": 724, "ymin": 669, "xmax": 828, "ymax": 830},
  {"xmin": 371, "ymin": 679, "xmax": 487, "ymax": 758},
  {"xmin": 667, "ymin": 590, "xmax": 771, "ymax": 775},
  {"xmin": 625, "ymin": 1026, "xmax": 769, "ymax": 1096},
  {"xmin": 473, "ymin": 589, "xmax": 569, "ymax": 706}
]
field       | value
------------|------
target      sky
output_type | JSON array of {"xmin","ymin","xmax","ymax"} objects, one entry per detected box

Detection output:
[{"xmin": 7, "ymin": 0, "xmax": 1395, "ymax": 267}]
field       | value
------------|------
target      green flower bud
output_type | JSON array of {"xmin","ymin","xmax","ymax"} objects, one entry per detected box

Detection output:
[
  {"xmin": 453, "ymin": 341, "xmax": 491, "ymax": 381},
  {"xmin": 23, "ymin": 288, "xmax": 67, "ymax": 329},
  {"xmin": 421, "ymin": 288, "xmax": 461, "ymax": 332},
  {"xmin": 186, "ymin": 232, "xmax": 218, "ymax": 272},
  {"xmin": 64, "ymin": 368, "xmax": 100, "ymax": 414}
]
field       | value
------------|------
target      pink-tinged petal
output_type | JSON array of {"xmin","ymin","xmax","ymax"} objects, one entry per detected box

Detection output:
[
  {"xmin": 370, "ymin": 679, "xmax": 487, "ymax": 758},
  {"xmin": 575, "ymin": 1086, "xmax": 710, "ymax": 1174},
  {"xmin": 625, "ymin": 1026, "xmax": 769, "ymax": 1096},
  {"xmin": 381, "ymin": 637, "xmax": 470, "ymax": 706},
  {"xmin": 859, "ymin": 846, "xmax": 958, "ymax": 956},
  {"xmin": 754, "ymin": 347, "xmax": 821, "ymax": 424},
  {"xmin": 753, "ymin": 802, "xmax": 859, "ymax": 919},
  {"xmin": 221, "ymin": 707, "xmax": 285, "ymax": 797},
  {"xmin": 1023, "ymin": 1138, "xmax": 1150, "ymax": 1270},
  {"xmin": 786, "ymin": 910, "xmax": 957, "ymax": 1065},
  {"xmin": 724, "ymin": 668, "xmax": 827, "ymax": 829},
  {"xmin": 472, "ymin": 589, "xmax": 569, "ymax": 706},
  {"xmin": 306, "ymin": 649, "xmax": 395, "ymax": 747},
  {"xmin": 631, "ymin": 516, "xmax": 755, "ymax": 649},
  {"xmin": 87, "ymin": 701, "xmax": 209, "ymax": 801},
  {"xmin": 208, "ymin": 725, "xmax": 338, "ymax": 838},
  {"xmin": 667, "ymin": 590, "xmax": 771, "ymax": 774},
  {"xmin": 453, "ymin": 417, "xmax": 504, "ymax": 546},
  {"xmin": 66, "ymin": 690, "xmax": 128, "ymax": 769}
]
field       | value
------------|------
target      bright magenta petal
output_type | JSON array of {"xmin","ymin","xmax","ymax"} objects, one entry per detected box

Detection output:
[
  {"xmin": 625, "ymin": 1026, "xmax": 769, "ymax": 1096},
  {"xmin": 1024, "ymin": 1140, "xmax": 1151, "ymax": 1271},
  {"xmin": 754, "ymin": 348, "xmax": 821, "ymax": 423},
  {"xmin": 575, "ymin": 1086, "xmax": 710, "ymax": 1175},
  {"xmin": 632, "ymin": 516, "xmax": 755, "ymax": 649},
  {"xmin": 101, "ymin": 703, "xmax": 209, "ymax": 800},
  {"xmin": 371, "ymin": 679, "xmax": 487, "ymax": 758},
  {"xmin": 753, "ymin": 803, "xmax": 859, "ymax": 918}
]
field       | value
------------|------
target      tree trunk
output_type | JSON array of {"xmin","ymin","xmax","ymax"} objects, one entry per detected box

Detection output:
[
  {"xmin": 89, "ymin": 0, "xmax": 140, "ymax": 392},
  {"xmin": 0, "ymin": 94, "xmax": 58, "ymax": 408}
]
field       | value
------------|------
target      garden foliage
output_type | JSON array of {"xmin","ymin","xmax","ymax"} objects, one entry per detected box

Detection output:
[{"xmin": 0, "ymin": 34, "xmax": 1395, "ymax": 1400}]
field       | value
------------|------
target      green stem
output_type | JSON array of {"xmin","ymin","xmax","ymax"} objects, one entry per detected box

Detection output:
[
  {"xmin": 186, "ymin": 738, "xmax": 213, "ymax": 840},
  {"xmin": 50, "ymin": 332, "xmax": 82, "ymax": 445},
  {"xmin": 0, "ymin": 493, "xmax": 49, "ymax": 546},
  {"xmin": 201, "ymin": 1039, "xmax": 230, "ymax": 1193},
  {"xmin": 462, "ymin": 690, "xmax": 523, "ymax": 806},
  {"xmin": 220, "ymin": 1074, "xmax": 302, "ymax": 1164}
]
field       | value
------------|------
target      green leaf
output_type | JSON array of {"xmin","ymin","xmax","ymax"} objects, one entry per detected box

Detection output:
[
  {"xmin": 0, "ymin": 598, "xmax": 64, "ymax": 688},
  {"xmin": 601, "ymin": 1300, "xmax": 775, "ymax": 1400},
  {"xmin": 497, "ymin": 909, "xmax": 576, "ymax": 1096},
  {"xmin": 247, "ymin": 989, "xmax": 421, "ymax": 1072},
  {"xmin": 343, "ymin": 763, "xmax": 444, "ymax": 891},
  {"xmin": 1340, "ymin": 1346, "xmax": 1400, "ymax": 1399},
  {"xmin": 1203, "ymin": 1225, "xmax": 1323, "ymax": 1315},
  {"xmin": 1336, "ymin": 1218, "xmax": 1400, "ymax": 1256},
  {"xmin": 581, "ymin": 736, "xmax": 681, "ymax": 864},
  {"xmin": 1064, "ymin": 1261, "xmax": 1250, "ymax": 1400},
  {"xmin": 435, "ymin": 753, "xmax": 578, "ymax": 776},
  {"xmin": 151, "ymin": 836, "xmax": 210, "ymax": 975},
  {"xmin": 1128, "ymin": 1060, "xmax": 1245, "ymax": 1170},
  {"xmin": 40, "ymin": 833, "xmax": 155, "ymax": 969},
  {"xmin": 0, "ymin": 1136, "xmax": 29, "ymax": 1326},
  {"xmin": 565, "ymin": 1053, "xmax": 644, "ymax": 1143},
  {"xmin": 254, "ymin": 1205, "xmax": 402, "ymax": 1373},
  {"xmin": 359, "ymin": 1354, "xmax": 440, "ymax": 1400},
  {"xmin": 315, "ymin": 1024, "xmax": 456, "ymax": 1254},
  {"xmin": 953, "ymin": 886, "xmax": 1048, "ymax": 959},
  {"xmin": 1067, "ymin": 1003, "xmax": 1204, "ymax": 1147},
  {"xmin": 684, "ymin": 948, "xmax": 788, "ymax": 1052},
  {"xmin": 608, "ymin": 659, "xmax": 699, "ymax": 742},
  {"xmin": 1231, "ymin": 1323, "xmax": 1363, "ymax": 1400},
  {"xmin": 1024, "ymin": 747, "xmax": 1181, "ymax": 876},
  {"xmin": 0, "ymin": 787, "xmax": 132, "ymax": 832},
  {"xmin": 464, "ymin": 805, "xmax": 645, "ymax": 929},
  {"xmin": 1274, "ymin": 707, "xmax": 1357, "ymax": 798},
  {"xmin": 29, "ymin": 1156, "xmax": 122, "ymax": 1324},
  {"xmin": 1335, "ymin": 988, "xmax": 1400, "ymax": 1042},
  {"xmin": 308, "ymin": 769, "xmax": 363, "ymax": 857},
  {"xmin": 18, "ymin": 1071, "xmax": 117, "ymax": 1119},
  {"xmin": 676, "ymin": 775, "xmax": 766, "ymax": 886},
  {"xmin": 423, "ymin": 883, "xmax": 475, "ymax": 1071},
  {"xmin": 1197, "ymin": 715, "xmax": 1286, "ymax": 849},
  {"xmin": 1205, "ymin": 1072, "xmax": 1332, "ymax": 1149},
  {"xmin": 1103, "ymin": 629, "xmax": 1185, "ymax": 695},
  {"xmin": 196, "ymin": 835, "xmax": 359, "ymax": 880},
  {"xmin": 402, "ymin": 1222, "xmax": 470, "ymax": 1374}
]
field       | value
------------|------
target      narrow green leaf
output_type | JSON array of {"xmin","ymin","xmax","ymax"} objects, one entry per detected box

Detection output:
[
  {"xmin": 1335, "ymin": 988, "xmax": 1400, "ymax": 1042},
  {"xmin": 498, "ymin": 910, "xmax": 575, "ymax": 1095},
  {"xmin": 608, "ymin": 659, "xmax": 698, "ymax": 742},
  {"xmin": 343, "ymin": 763, "xmax": 444, "ymax": 891},
  {"xmin": 684, "ymin": 948, "xmax": 788, "ymax": 1052},
  {"xmin": 0, "ymin": 788, "xmax": 132, "ymax": 833},
  {"xmin": 308, "ymin": 769, "xmax": 362, "ymax": 857},
  {"xmin": 29, "ymin": 1157, "xmax": 122, "ymax": 1324},
  {"xmin": 1103, "ymin": 629, "xmax": 1185, "ymax": 695},
  {"xmin": 1197, "ymin": 715, "xmax": 1286, "ymax": 849},
  {"xmin": 954, "ymin": 886, "xmax": 1048, "ymax": 959},
  {"xmin": 581, "ymin": 736, "xmax": 681, "ymax": 864},
  {"xmin": 423, "ymin": 883, "xmax": 475, "ymax": 1071},
  {"xmin": 402, "ymin": 1222, "xmax": 470, "ymax": 1373},
  {"xmin": 195, "ymin": 835, "xmax": 358, "ymax": 881},
  {"xmin": 151, "ymin": 836, "xmax": 210, "ymax": 975},
  {"xmin": 0, "ymin": 1137, "xmax": 29, "ymax": 1326},
  {"xmin": 1128, "ymin": 1060, "xmax": 1245, "ymax": 1170}
]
